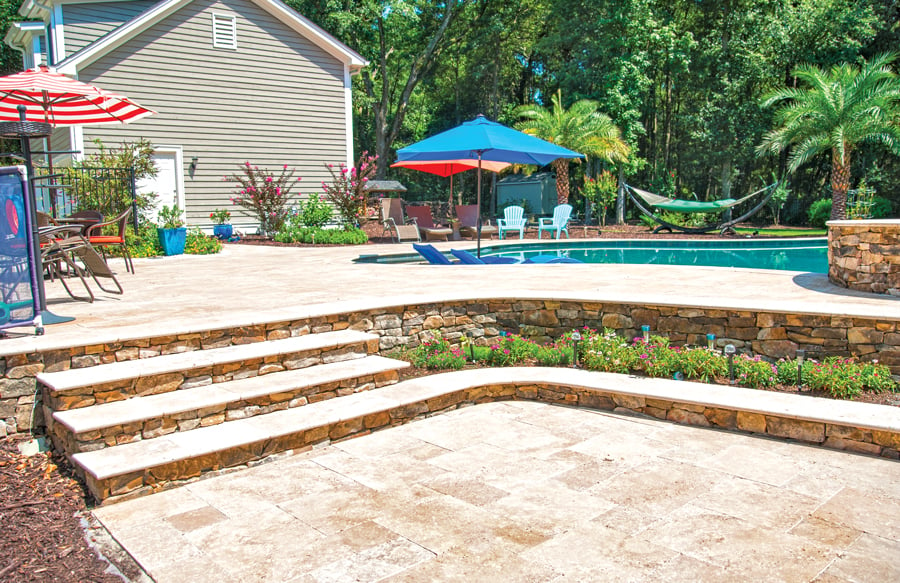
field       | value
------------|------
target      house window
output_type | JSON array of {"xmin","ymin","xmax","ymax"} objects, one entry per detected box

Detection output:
[{"xmin": 212, "ymin": 14, "xmax": 237, "ymax": 49}]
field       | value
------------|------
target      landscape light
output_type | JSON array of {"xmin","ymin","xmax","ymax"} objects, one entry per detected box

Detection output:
[
  {"xmin": 724, "ymin": 344, "xmax": 736, "ymax": 384},
  {"xmin": 797, "ymin": 349, "xmax": 806, "ymax": 389},
  {"xmin": 571, "ymin": 331, "xmax": 582, "ymax": 367},
  {"xmin": 707, "ymin": 333, "xmax": 716, "ymax": 351},
  {"xmin": 642, "ymin": 325, "xmax": 650, "ymax": 342},
  {"xmin": 465, "ymin": 330, "xmax": 475, "ymax": 360}
]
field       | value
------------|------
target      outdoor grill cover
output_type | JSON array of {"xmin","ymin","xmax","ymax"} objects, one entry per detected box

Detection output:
[{"xmin": 0, "ymin": 166, "xmax": 38, "ymax": 330}]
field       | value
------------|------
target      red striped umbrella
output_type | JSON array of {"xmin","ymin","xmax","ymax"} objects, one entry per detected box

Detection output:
[{"xmin": 0, "ymin": 66, "xmax": 155, "ymax": 125}]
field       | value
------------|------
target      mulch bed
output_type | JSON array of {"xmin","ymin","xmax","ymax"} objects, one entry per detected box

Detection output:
[{"xmin": 0, "ymin": 436, "xmax": 123, "ymax": 583}]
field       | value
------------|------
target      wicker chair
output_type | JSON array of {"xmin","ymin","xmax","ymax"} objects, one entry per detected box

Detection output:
[{"xmin": 85, "ymin": 208, "xmax": 134, "ymax": 273}]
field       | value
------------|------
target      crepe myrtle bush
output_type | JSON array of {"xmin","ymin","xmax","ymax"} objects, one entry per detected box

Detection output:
[
  {"xmin": 321, "ymin": 151, "xmax": 377, "ymax": 226},
  {"xmin": 226, "ymin": 162, "xmax": 300, "ymax": 236}
]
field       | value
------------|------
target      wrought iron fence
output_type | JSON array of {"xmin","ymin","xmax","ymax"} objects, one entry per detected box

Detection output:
[{"xmin": 33, "ymin": 166, "xmax": 139, "ymax": 230}]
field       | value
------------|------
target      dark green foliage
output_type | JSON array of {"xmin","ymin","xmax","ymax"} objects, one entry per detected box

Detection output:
[
  {"xmin": 274, "ymin": 226, "xmax": 368, "ymax": 245},
  {"xmin": 807, "ymin": 199, "xmax": 832, "ymax": 228},
  {"xmin": 294, "ymin": 194, "xmax": 333, "ymax": 228}
]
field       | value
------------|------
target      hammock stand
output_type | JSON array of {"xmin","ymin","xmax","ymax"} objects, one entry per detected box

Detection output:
[{"xmin": 624, "ymin": 182, "xmax": 778, "ymax": 235}]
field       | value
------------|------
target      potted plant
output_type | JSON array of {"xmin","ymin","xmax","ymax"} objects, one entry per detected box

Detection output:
[
  {"xmin": 157, "ymin": 205, "xmax": 187, "ymax": 256},
  {"xmin": 210, "ymin": 208, "xmax": 232, "ymax": 240}
]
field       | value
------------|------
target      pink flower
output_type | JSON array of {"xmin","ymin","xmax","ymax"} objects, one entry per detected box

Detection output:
[
  {"xmin": 265, "ymin": 177, "xmax": 273, "ymax": 183},
  {"xmin": 283, "ymin": 164, "xmax": 288, "ymax": 170}
]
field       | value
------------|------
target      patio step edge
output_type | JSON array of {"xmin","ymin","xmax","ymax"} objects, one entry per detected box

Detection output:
[
  {"xmin": 52, "ymin": 355, "xmax": 410, "ymax": 436},
  {"xmin": 37, "ymin": 329, "xmax": 379, "ymax": 393}
]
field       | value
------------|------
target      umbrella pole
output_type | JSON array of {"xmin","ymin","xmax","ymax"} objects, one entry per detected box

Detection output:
[{"xmin": 476, "ymin": 153, "xmax": 483, "ymax": 257}]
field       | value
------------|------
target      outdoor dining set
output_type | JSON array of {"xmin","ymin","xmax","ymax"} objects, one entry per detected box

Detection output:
[{"xmin": 37, "ymin": 208, "xmax": 132, "ymax": 303}]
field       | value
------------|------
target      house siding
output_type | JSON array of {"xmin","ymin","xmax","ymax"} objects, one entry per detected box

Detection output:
[
  {"xmin": 77, "ymin": 0, "xmax": 350, "ymax": 226},
  {"xmin": 62, "ymin": 0, "xmax": 158, "ymax": 58}
]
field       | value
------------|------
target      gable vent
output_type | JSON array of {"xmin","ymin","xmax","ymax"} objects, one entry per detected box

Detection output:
[{"xmin": 212, "ymin": 14, "xmax": 237, "ymax": 49}]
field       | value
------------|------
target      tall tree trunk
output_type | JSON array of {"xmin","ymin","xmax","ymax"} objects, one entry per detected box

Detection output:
[
  {"xmin": 616, "ymin": 166, "xmax": 626, "ymax": 224},
  {"xmin": 831, "ymin": 146, "xmax": 851, "ymax": 220},
  {"xmin": 554, "ymin": 159, "xmax": 570, "ymax": 204}
]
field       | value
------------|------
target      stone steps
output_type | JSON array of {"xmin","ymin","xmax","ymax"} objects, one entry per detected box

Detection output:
[
  {"xmin": 38, "ymin": 330, "xmax": 379, "ymax": 411},
  {"xmin": 50, "ymin": 355, "xmax": 410, "ymax": 454},
  {"xmin": 72, "ymin": 367, "xmax": 900, "ymax": 504}
]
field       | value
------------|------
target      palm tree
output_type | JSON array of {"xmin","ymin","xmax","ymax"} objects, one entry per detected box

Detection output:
[
  {"xmin": 758, "ymin": 53, "xmax": 900, "ymax": 220},
  {"xmin": 514, "ymin": 90, "xmax": 630, "ymax": 205}
]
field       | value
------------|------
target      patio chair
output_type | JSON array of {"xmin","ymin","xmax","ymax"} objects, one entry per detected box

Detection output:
[
  {"xmin": 538, "ymin": 204, "xmax": 572, "ymax": 239},
  {"xmin": 497, "ymin": 205, "xmax": 526, "ymax": 240},
  {"xmin": 412, "ymin": 243, "xmax": 456, "ymax": 265},
  {"xmin": 455, "ymin": 205, "xmax": 498, "ymax": 239},
  {"xmin": 405, "ymin": 206, "xmax": 453, "ymax": 242},
  {"xmin": 380, "ymin": 198, "xmax": 419, "ymax": 243},
  {"xmin": 40, "ymin": 226, "xmax": 124, "ymax": 302},
  {"xmin": 85, "ymin": 208, "xmax": 134, "ymax": 273}
]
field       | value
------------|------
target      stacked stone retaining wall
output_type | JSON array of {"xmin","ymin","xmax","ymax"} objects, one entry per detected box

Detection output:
[
  {"xmin": 829, "ymin": 219, "xmax": 900, "ymax": 295},
  {"xmin": 3, "ymin": 298, "xmax": 899, "ymax": 436}
]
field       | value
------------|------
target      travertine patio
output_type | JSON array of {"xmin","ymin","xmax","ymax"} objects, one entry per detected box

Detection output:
[{"xmin": 95, "ymin": 400, "xmax": 900, "ymax": 582}]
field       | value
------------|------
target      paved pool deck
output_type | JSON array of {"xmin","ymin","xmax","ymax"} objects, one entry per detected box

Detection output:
[{"xmin": 94, "ymin": 401, "xmax": 900, "ymax": 582}]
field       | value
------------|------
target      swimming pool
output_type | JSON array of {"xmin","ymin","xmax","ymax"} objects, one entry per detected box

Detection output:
[{"xmin": 483, "ymin": 238, "xmax": 828, "ymax": 272}]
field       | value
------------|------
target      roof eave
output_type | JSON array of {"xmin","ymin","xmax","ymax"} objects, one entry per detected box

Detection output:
[
  {"xmin": 4, "ymin": 21, "xmax": 46, "ymax": 52},
  {"xmin": 18, "ymin": 0, "xmax": 51, "ymax": 20}
]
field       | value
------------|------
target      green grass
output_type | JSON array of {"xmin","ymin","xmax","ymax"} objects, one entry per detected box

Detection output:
[{"xmin": 734, "ymin": 227, "xmax": 826, "ymax": 237}]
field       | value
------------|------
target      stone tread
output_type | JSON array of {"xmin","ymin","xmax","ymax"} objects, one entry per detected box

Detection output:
[
  {"xmin": 38, "ymin": 330, "xmax": 378, "ymax": 392},
  {"xmin": 71, "ymin": 367, "xmax": 900, "ymax": 482},
  {"xmin": 52, "ymin": 355, "xmax": 410, "ymax": 434}
]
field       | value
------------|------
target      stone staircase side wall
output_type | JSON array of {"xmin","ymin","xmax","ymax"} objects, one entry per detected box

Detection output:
[{"xmin": 4, "ymin": 299, "xmax": 899, "ymax": 435}]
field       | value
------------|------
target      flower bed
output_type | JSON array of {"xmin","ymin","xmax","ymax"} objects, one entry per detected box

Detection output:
[{"xmin": 397, "ymin": 328, "xmax": 898, "ymax": 403}]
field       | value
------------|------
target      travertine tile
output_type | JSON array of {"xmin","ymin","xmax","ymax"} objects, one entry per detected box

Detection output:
[
  {"xmin": 813, "ymin": 487, "xmax": 900, "ymax": 541},
  {"xmin": 821, "ymin": 533, "xmax": 900, "ymax": 581}
]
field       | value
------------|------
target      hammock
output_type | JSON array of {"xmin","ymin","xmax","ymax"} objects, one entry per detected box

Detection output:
[{"xmin": 624, "ymin": 182, "xmax": 778, "ymax": 234}]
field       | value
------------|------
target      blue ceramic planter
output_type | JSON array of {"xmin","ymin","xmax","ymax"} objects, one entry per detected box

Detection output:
[
  {"xmin": 213, "ymin": 224, "xmax": 233, "ymax": 240},
  {"xmin": 157, "ymin": 227, "xmax": 187, "ymax": 256}
]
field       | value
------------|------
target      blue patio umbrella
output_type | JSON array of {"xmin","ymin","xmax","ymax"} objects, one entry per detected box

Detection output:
[{"xmin": 397, "ymin": 115, "xmax": 584, "ymax": 256}]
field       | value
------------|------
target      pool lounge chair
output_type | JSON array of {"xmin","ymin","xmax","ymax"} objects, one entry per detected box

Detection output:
[
  {"xmin": 497, "ymin": 205, "xmax": 527, "ymax": 240},
  {"xmin": 405, "ymin": 206, "xmax": 454, "ymax": 242},
  {"xmin": 413, "ymin": 243, "xmax": 457, "ymax": 265},
  {"xmin": 455, "ymin": 205, "xmax": 498, "ymax": 239},
  {"xmin": 380, "ymin": 198, "xmax": 420, "ymax": 243},
  {"xmin": 538, "ymin": 204, "xmax": 572, "ymax": 239}
]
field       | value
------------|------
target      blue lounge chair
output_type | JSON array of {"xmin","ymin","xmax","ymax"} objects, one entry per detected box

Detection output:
[
  {"xmin": 497, "ymin": 205, "xmax": 527, "ymax": 240},
  {"xmin": 450, "ymin": 248, "xmax": 583, "ymax": 264},
  {"xmin": 450, "ymin": 249, "xmax": 520, "ymax": 264},
  {"xmin": 538, "ymin": 204, "xmax": 572, "ymax": 239},
  {"xmin": 412, "ymin": 243, "xmax": 456, "ymax": 264}
]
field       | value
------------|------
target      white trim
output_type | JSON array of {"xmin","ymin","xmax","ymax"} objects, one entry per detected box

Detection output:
[
  {"xmin": 343, "ymin": 63, "xmax": 353, "ymax": 168},
  {"xmin": 55, "ymin": 0, "xmax": 367, "ymax": 74},
  {"xmin": 71, "ymin": 125, "xmax": 84, "ymax": 161},
  {"xmin": 51, "ymin": 3, "xmax": 65, "ymax": 65}
]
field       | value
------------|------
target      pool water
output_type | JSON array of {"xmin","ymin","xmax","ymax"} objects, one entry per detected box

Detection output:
[{"xmin": 483, "ymin": 238, "xmax": 828, "ymax": 273}]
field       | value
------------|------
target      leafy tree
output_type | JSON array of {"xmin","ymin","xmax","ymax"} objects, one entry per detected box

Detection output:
[
  {"xmin": 758, "ymin": 53, "xmax": 900, "ymax": 219},
  {"xmin": 514, "ymin": 90, "xmax": 630, "ymax": 204}
]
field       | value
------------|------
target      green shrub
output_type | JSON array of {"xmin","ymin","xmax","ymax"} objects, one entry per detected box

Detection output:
[
  {"xmin": 184, "ymin": 228, "xmax": 222, "ymax": 255},
  {"xmin": 126, "ymin": 225, "xmax": 162, "ymax": 257},
  {"xmin": 295, "ymin": 194, "xmax": 333, "ymax": 228},
  {"xmin": 871, "ymin": 196, "xmax": 893, "ymax": 218},
  {"xmin": 807, "ymin": 198, "xmax": 832, "ymax": 228},
  {"xmin": 274, "ymin": 226, "xmax": 368, "ymax": 245},
  {"xmin": 484, "ymin": 334, "xmax": 537, "ymax": 366},
  {"xmin": 581, "ymin": 329, "xmax": 640, "ymax": 373}
]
